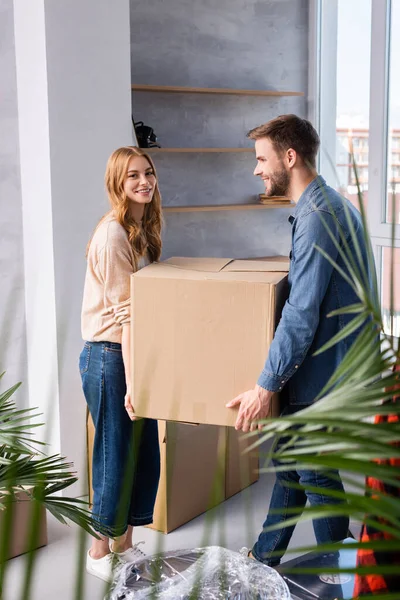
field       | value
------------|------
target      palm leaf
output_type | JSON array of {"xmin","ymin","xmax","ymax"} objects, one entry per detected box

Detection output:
[
  {"xmin": 0, "ymin": 379, "xmax": 102, "ymax": 553},
  {"xmin": 313, "ymin": 313, "xmax": 369, "ymax": 355}
]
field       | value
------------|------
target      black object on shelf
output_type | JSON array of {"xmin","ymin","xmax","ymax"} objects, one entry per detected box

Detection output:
[{"xmin": 132, "ymin": 118, "xmax": 161, "ymax": 148}]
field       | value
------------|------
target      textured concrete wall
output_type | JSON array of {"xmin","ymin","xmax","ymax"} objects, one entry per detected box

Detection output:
[
  {"xmin": 0, "ymin": 0, "xmax": 28, "ymax": 404},
  {"xmin": 131, "ymin": 0, "xmax": 309, "ymax": 259}
]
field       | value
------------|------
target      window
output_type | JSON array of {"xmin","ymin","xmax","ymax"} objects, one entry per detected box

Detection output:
[
  {"xmin": 356, "ymin": 152, "xmax": 365, "ymax": 165},
  {"xmin": 386, "ymin": 0, "xmax": 400, "ymax": 224},
  {"xmin": 334, "ymin": 0, "xmax": 372, "ymax": 211},
  {"xmin": 392, "ymin": 152, "xmax": 400, "ymax": 163},
  {"xmin": 314, "ymin": 0, "xmax": 400, "ymax": 338},
  {"xmin": 381, "ymin": 246, "xmax": 400, "ymax": 336}
]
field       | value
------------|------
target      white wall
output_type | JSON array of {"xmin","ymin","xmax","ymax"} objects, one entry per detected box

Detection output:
[
  {"xmin": 13, "ymin": 0, "xmax": 134, "ymax": 495},
  {"xmin": 0, "ymin": 0, "xmax": 28, "ymax": 406}
]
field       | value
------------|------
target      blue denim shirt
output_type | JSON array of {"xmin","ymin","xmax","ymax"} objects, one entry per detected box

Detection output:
[{"xmin": 258, "ymin": 176, "xmax": 371, "ymax": 406}]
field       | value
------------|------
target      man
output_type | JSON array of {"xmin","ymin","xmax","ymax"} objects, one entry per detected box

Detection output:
[{"xmin": 227, "ymin": 114, "xmax": 370, "ymax": 565}]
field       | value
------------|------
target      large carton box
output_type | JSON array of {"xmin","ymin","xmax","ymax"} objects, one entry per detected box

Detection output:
[
  {"xmin": 149, "ymin": 424, "xmax": 259, "ymax": 533},
  {"xmin": 87, "ymin": 415, "xmax": 258, "ymax": 533},
  {"xmin": 225, "ymin": 428, "xmax": 259, "ymax": 499},
  {"xmin": 0, "ymin": 488, "xmax": 48, "ymax": 560},
  {"xmin": 148, "ymin": 421, "xmax": 225, "ymax": 533},
  {"xmin": 131, "ymin": 257, "xmax": 289, "ymax": 426}
]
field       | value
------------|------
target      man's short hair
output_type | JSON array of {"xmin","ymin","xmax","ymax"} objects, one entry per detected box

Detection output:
[{"xmin": 247, "ymin": 114, "xmax": 320, "ymax": 169}]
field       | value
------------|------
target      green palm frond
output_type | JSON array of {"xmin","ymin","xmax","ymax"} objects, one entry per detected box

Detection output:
[
  {"xmin": 0, "ymin": 380, "xmax": 100, "ymax": 538},
  {"xmin": 0, "ymin": 383, "xmax": 47, "ymax": 454}
]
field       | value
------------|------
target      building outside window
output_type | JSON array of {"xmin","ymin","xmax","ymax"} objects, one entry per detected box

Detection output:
[{"xmin": 315, "ymin": 0, "xmax": 400, "ymax": 337}]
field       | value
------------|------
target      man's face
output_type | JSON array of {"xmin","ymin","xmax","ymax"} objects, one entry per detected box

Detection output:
[{"xmin": 253, "ymin": 138, "xmax": 291, "ymax": 197}]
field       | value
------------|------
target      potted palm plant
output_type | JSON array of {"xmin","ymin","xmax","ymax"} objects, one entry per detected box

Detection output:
[{"xmin": 0, "ymin": 373, "xmax": 98, "ymax": 598}]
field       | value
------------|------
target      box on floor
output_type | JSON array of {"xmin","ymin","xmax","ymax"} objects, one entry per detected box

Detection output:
[
  {"xmin": 149, "ymin": 421, "xmax": 259, "ymax": 533},
  {"xmin": 87, "ymin": 415, "xmax": 258, "ymax": 533}
]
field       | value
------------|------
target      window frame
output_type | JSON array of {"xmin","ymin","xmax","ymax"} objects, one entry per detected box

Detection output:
[
  {"xmin": 368, "ymin": 0, "xmax": 400, "ymax": 240},
  {"xmin": 310, "ymin": 0, "xmax": 400, "ymax": 318}
]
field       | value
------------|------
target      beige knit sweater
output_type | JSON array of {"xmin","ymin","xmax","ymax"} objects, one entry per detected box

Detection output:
[{"xmin": 81, "ymin": 215, "xmax": 149, "ymax": 343}]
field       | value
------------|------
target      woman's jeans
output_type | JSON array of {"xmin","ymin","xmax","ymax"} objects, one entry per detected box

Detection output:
[
  {"xmin": 79, "ymin": 341, "xmax": 160, "ymax": 537},
  {"xmin": 252, "ymin": 405, "xmax": 349, "ymax": 566}
]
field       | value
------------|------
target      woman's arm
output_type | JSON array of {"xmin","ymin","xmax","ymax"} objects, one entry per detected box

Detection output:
[
  {"xmin": 122, "ymin": 323, "xmax": 138, "ymax": 421},
  {"xmin": 98, "ymin": 242, "xmax": 138, "ymax": 421}
]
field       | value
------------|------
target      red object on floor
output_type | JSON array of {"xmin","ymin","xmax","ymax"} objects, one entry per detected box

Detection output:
[{"xmin": 353, "ymin": 363, "xmax": 400, "ymax": 597}]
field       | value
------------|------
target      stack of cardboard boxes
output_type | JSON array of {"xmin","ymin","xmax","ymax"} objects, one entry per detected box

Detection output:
[
  {"xmin": 87, "ymin": 415, "xmax": 259, "ymax": 533},
  {"xmin": 87, "ymin": 256, "xmax": 289, "ymax": 533}
]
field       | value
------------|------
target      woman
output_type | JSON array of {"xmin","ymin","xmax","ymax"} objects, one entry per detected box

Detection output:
[{"xmin": 79, "ymin": 146, "xmax": 162, "ymax": 582}]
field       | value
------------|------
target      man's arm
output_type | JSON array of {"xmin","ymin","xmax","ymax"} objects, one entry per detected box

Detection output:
[
  {"xmin": 259, "ymin": 209, "xmax": 340, "ymax": 392},
  {"xmin": 227, "ymin": 209, "xmax": 340, "ymax": 431}
]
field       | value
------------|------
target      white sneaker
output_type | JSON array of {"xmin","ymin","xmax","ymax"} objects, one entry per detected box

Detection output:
[
  {"xmin": 86, "ymin": 550, "xmax": 122, "ymax": 583},
  {"xmin": 112, "ymin": 541, "xmax": 146, "ymax": 564}
]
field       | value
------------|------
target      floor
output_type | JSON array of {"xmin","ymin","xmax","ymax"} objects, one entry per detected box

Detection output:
[{"xmin": 3, "ymin": 467, "xmax": 360, "ymax": 600}]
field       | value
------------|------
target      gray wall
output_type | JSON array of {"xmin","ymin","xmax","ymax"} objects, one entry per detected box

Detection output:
[
  {"xmin": 0, "ymin": 0, "xmax": 28, "ymax": 404},
  {"xmin": 131, "ymin": 0, "xmax": 309, "ymax": 259}
]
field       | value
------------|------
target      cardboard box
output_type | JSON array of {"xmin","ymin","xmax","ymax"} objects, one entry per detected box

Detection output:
[
  {"xmin": 131, "ymin": 257, "xmax": 289, "ymax": 426},
  {"xmin": 150, "ymin": 425, "xmax": 259, "ymax": 533},
  {"xmin": 87, "ymin": 415, "xmax": 259, "ymax": 533},
  {"xmin": 0, "ymin": 488, "xmax": 48, "ymax": 560},
  {"xmin": 149, "ymin": 421, "xmax": 225, "ymax": 533},
  {"xmin": 225, "ymin": 428, "xmax": 259, "ymax": 499}
]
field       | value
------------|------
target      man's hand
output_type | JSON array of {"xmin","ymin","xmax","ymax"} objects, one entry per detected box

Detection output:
[
  {"xmin": 124, "ymin": 383, "xmax": 141, "ymax": 421},
  {"xmin": 226, "ymin": 385, "xmax": 274, "ymax": 432}
]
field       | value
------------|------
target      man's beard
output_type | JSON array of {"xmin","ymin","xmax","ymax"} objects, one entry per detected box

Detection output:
[{"xmin": 265, "ymin": 165, "xmax": 290, "ymax": 197}]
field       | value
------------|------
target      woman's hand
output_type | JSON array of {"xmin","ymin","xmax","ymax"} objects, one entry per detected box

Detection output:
[
  {"xmin": 121, "ymin": 324, "xmax": 141, "ymax": 421},
  {"xmin": 124, "ymin": 383, "xmax": 140, "ymax": 421}
]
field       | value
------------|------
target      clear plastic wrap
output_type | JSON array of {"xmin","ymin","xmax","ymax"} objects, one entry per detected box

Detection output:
[{"xmin": 108, "ymin": 546, "xmax": 291, "ymax": 599}]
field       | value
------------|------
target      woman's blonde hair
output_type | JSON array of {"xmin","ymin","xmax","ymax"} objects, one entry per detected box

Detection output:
[{"xmin": 87, "ymin": 146, "xmax": 163, "ymax": 266}]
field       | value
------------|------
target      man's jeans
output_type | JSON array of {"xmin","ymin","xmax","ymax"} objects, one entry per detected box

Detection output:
[
  {"xmin": 252, "ymin": 406, "xmax": 349, "ymax": 566},
  {"xmin": 80, "ymin": 341, "xmax": 160, "ymax": 537}
]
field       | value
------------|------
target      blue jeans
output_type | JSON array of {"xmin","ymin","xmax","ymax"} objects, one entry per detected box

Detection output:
[
  {"xmin": 79, "ymin": 341, "xmax": 160, "ymax": 537},
  {"xmin": 252, "ymin": 406, "xmax": 349, "ymax": 566}
]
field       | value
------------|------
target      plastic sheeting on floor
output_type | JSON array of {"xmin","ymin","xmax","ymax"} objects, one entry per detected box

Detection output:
[{"xmin": 108, "ymin": 546, "xmax": 291, "ymax": 599}]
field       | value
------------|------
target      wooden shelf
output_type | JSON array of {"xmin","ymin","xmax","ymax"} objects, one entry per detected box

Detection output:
[
  {"xmin": 163, "ymin": 202, "xmax": 293, "ymax": 213},
  {"xmin": 147, "ymin": 148, "xmax": 254, "ymax": 153},
  {"xmin": 132, "ymin": 84, "xmax": 304, "ymax": 97}
]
